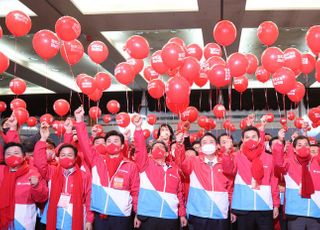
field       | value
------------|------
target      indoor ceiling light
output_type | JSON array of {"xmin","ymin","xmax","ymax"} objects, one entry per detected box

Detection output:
[
  {"xmin": 71, "ymin": 0, "xmax": 198, "ymax": 14},
  {"xmin": 246, "ymin": 0, "xmax": 320, "ymax": 11},
  {"xmin": 0, "ymin": 0, "xmax": 37, "ymax": 17}
]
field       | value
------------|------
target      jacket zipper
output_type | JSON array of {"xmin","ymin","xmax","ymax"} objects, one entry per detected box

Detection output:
[
  {"xmin": 210, "ymin": 165, "xmax": 214, "ymax": 218},
  {"xmin": 60, "ymin": 175, "xmax": 69, "ymax": 229},
  {"xmin": 159, "ymin": 167, "xmax": 167, "ymax": 218}
]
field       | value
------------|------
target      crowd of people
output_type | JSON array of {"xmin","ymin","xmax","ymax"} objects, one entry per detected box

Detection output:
[{"xmin": 0, "ymin": 106, "xmax": 319, "ymax": 230}]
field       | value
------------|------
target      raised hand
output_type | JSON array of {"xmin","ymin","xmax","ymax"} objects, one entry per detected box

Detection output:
[
  {"xmin": 74, "ymin": 106, "xmax": 84, "ymax": 122},
  {"xmin": 64, "ymin": 117, "xmax": 73, "ymax": 133},
  {"xmin": 8, "ymin": 113, "xmax": 18, "ymax": 130},
  {"xmin": 278, "ymin": 128, "xmax": 286, "ymax": 141},
  {"xmin": 132, "ymin": 114, "xmax": 142, "ymax": 130},
  {"xmin": 40, "ymin": 122, "xmax": 50, "ymax": 141}
]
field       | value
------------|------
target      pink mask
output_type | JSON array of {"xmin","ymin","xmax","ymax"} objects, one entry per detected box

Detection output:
[
  {"xmin": 6, "ymin": 155, "xmax": 24, "ymax": 168},
  {"xmin": 59, "ymin": 158, "xmax": 75, "ymax": 169},
  {"xmin": 106, "ymin": 143, "xmax": 121, "ymax": 155},
  {"xmin": 296, "ymin": 146, "xmax": 311, "ymax": 159},
  {"xmin": 152, "ymin": 147, "xmax": 166, "ymax": 160},
  {"xmin": 243, "ymin": 139, "xmax": 259, "ymax": 150}
]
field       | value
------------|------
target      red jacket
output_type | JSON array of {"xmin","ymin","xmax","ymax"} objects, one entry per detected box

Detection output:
[
  {"xmin": 33, "ymin": 141, "xmax": 94, "ymax": 227},
  {"xmin": 134, "ymin": 130, "xmax": 186, "ymax": 219},
  {"xmin": 75, "ymin": 121, "xmax": 140, "ymax": 216},
  {"xmin": 0, "ymin": 164, "xmax": 48, "ymax": 229}
]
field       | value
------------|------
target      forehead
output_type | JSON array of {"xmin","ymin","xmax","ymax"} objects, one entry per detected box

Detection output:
[
  {"xmin": 160, "ymin": 126, "xmax": 170, "ymax": 132},
  {"xmin": 220, "ymin": 135, "xmax": 231, "ymax": 142},
  {"xmin": 60, "ymin": 147, "xmax": 75, "ymax": 155},
  {"xmin": 296, "ymin": 139, "xmax": 309, "ymax": 145},
  {"xmin": 5, "ymin": 146, "xmax": 23, "ymax": 154},
  {"xmin": 201, "ymin": 135, "xmax": 216, "ymax": 143},
  {"xmin": 153, "ymin": 143, "xmax": 166, "ymax": 149},
  {"xmin": 106, "ymin": 135, "xmax": 121, "ymax": 142},
  {"xmin": 243, "ymin": 130, "xmax": 258, "ymax": 137}
]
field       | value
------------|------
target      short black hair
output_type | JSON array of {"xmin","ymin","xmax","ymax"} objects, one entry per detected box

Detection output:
[
  {"xmin": 200, "ymin": 132, "xmax": 217, "ymax": 145},
  {"xmin": 269, "ymin": 136, "xmax": 285, "ymax": 147},
  {"xmin": 1, "ymin": 117, "xmax": 9, "ymax": 128},
  {"xmin": 157, "ymin": 124, "xmax": 174, "ymax": 142},
  {"xmin": 217, "ymin": 133, "xmax": 233, "ymax": 145},
  {"xmin": 57, "ymin": 144, "xmax": 78, "ymax": 157},
  {"xmin": 46, "ymin": 138, "xmax": 56, "ymax": 148},
  {"xmin": 105, "ymin": 130, "xmax": 125, "ymax": 145},
  {"xmin": 186, "ymin": 147, "xmax": 199, "ymax": 156},
  {"xmin": 293, "ymin": 135, "xmax": 310, "ymax": 148},
  {"xmin": 151, "ymin": 140, "xmax": 168, "ymax": 152},
  {"xmin": 310, "ymin": 144, "xmax": 319, "ymax": 147},
  {"xmin": 3, "ymin": 142, "xmax": 25, "ymax": 156},
  {"xmin": 170, "ymin": 140, "xmax": 177, "ymax": 148},
  {"xmin": 192, "ymin": 140, "xmax": 200, "ymax": 147},
  {"xmin": 242, "ymin": 126, "xmax": 260, "ymax": 139}
]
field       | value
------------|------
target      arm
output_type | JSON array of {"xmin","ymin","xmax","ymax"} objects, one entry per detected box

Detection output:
[
  {"xmin": 177, "ymin": 171, "xmax": 186, "ymax": 217},
  {"xmin": 1, "ymin": 114, "xmax": 20, "ymax": 143},
  {"xmin": 132, "ymin": 114, "xmax": 149, "ymax": 172},
  {"xmin": 129, "ymin": 163, "xmax": 140, "ymax": 213},
  {"xmin": 84, "ymin": 173, "xmax": 94, "ymax": 224},
  {"xmin": 181, "ymin": 156, "xmax": 194, "ymax": 176},
  {"xmin": 173, "ymin": 143, "xmax": 186, "ymax": 169},
  {"xmin": 63, "ymin": 117, "xmax": 74, "ymax": 144},
  {"xmin": 270, "ymin": 166, "xmax": 280, "ymax": 209},
  {"xmin": 221, "ymin": 154, "xmax": 236, "ymax": 177},
  {"xmin": 272, "ymin": 143, "xmax": 288, "ymax": 177},
  {"xmin": 30, "ymin": 171, "xmax": 49, "ymax": 203}
]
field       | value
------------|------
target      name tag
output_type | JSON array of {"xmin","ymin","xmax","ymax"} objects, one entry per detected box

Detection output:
[
  {"xmin": 58, "ymin": 194, "xmax": 71, "ymax": 208},
  {"xmin": 113, "ymin": 176, "xmax": 124, "ymax": 189}
]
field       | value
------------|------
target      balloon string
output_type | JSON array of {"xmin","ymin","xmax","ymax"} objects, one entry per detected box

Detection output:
[
  {"xmin": 126, "ymin": 90, "xmax": 129, "ymax": 113},
  {"xmin": 222, "ymin": 46, "xmax": 228, "ymax": 60},
  {"xmin": 96, "ymin": 100, "xmax": 100, "ymax": 124},
  {"xmin": 199, "ymin": 91, "xmax": 202, "ymax": 111},
  {"xmin": 13, "ymin": 38, "xmax": 17, "ymax": 77},
  {"xmin": 132, "ymin": 82, "xmax": 135, "ymax": 113},
  {"xmin": 240, "ymin": 93, "xmax": 242, "ymax": 110},
  {"xmin": 228, "ymin": 83, "xmax": 232, "ymax": 119},
  {"xmin": 45, "ymin": 62, "xmax": 48, "ymax": 114},
  {"xmin": 275, "ymin": 90, "xmax": 282, "ymax": 118},
  {"xmin": 264, "ymin": 87, "xmax": 269, "ymax": 111},
  {"xmin": 251, "ymin": 88, "xmax": 255, "ymax": 112},
  {"xmin": 304, "ymin": 74, "xmax": 309, "ymax": 113},
  {"xmin": 164, "ymin": 94, "xmax": 167, "ymax": 124},
  {"xmin": 209, "ymin": 89, "xmax": 213, "ymax": 110},
  {"xmin": 215, "ymin": 88, "xmax": 219, "ymax": 104},
  {"xmin": 282, "ymin": 94, "xmax": 286, "ymax": 117}
]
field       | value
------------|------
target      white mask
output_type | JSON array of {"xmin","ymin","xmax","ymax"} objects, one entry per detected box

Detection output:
[{"xmin": 201, "ymin": 144, "xmax": 216, "ymax": 155}]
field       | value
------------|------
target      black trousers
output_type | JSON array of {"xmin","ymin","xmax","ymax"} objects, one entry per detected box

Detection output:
[
  {"xmin": 138, "ymin": 215, "xmax": 179, "ymax": 230},
  {"xmin": 188, "ymin": 215, "xmax": 229, "ymax": 230},
  {"xmin": 287, "ymin": 216, "xmax": 320, "ymax": 230},
  {"xmin": 236, "ymin": 211, "xmax": 273, "ymax": 230},
  {"xmin": 94, "ymin": 212, "xmax": 132, "ymax": 230}
]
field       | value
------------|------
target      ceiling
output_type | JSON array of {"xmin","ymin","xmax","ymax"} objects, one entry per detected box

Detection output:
[{"xmin": 0, "ymin": 0, "xmax": 320, "ymax": 113}]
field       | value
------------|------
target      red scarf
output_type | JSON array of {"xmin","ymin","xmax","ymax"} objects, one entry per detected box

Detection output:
[
  {"xmin": 0, "ymin": 163, "xmax": 29, "ymax": 229},
  {"xmin": 296, "ymin": 155, "xmax": 314, "ymax": 198},
  {"xmin": 242, "ymin": 141, "xmax": 264, "ymax": 184},
  {"xmin": 46, "ymin": 165, "xmax": 83, "ymax": 230},
  {"xmin": 105, "ymin": 155, "xmax": 123, "ymax": 179}
]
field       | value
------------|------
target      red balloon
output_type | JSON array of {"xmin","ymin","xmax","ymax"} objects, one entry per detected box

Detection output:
[
  {"xmin": 115, "ymin": 62, "xmax": 135, "ymax": 85},
  {"xmin": 207, "ymin": 64, "xmax": 231, "ymax": 88},
  {"xmin": 40, "ymin": 114, "xmax": 54, "ymax": 125},
  {"xmin": 266, "ymin": 113, "xmax": 274, "ymax": 123},
  {"xmin": 116, "ymin": 112, "xmax": 130, "ymax": 128},
  {"xmin": 95, "ymin": 72, "xmax": 111, "ymax": 91},
  {"xmin": 197, "ymin": 129, "xmax": 205, "ymax": 138},
  {"xmin": 60, "ymin": 39, "xmax": 84, "ymax": 65},
  {"xmin": 125, "ymin": 35, "xmax": 150, "ymax": 59},
  {"xmin": 143, "ymin": 66, "xmax": 159, "ymax": 81},
  {"xmin": 306, "ymin": 25, "xmax": 320, "ymax": 55},
  {"xmin": 167, "ymin": 68, "xmax": 179, "ymax": 77},
  {"xmin": 147, "ymin": 114, "xmax": 157, "ymax": 125},
  {"xmin": 55, "ymin": 16, "xmax": 81, "ymax": 41},
  {"xmin": 27, "ymin": 116, "xmax": 37, "ymax": 127},
  {"xmin": 294, "ymin": 118, "xmax": 304, "ymax": 129},
  {"xmin": 246, "ymin": 53, "xmax": 259, "ymax": 74},
  {"xmin": 223, "ymin": 120, "xmax": 232, "ymax": 130},
  {"xmin": 0, "ymin": 25, "xmax": 3, "ymax": 39},
  {"xmin": 0, "ymin": 101, "xmax": 6, "ymax": 112},
  {"xmin": 168, "ymin": 37, "xmax": 186, "ymax": 47},
  {"xmin": 301, "ymin": 53, "xmax": 316, "ymax": 74},
  {"xmin": 77, "ymin": 75, "xmax": 96, "ymax": 95},
  {"xmin": 151, "ymin": 50, "xmax": 169, "ymax": 74},
  {"xmin": 153, "ymin": 129, "xmax": 159, "ymax": 139},
  {"xmin": 165, "ymin": 77, "xmax": 190, "ymax": 104},
  {"xmin": 287, "ymin": 82, "xmax": 305, "ymax": 103},
  {"xmin": 186, "ymin": 43, "xmax": 203, "ymax": 61},
  {"xmin": 213, "ymin": 104, "xmax": 226, "ymax": 119},
  {"xmin": 103, "ymin": 114, "xmax": 112, "ymax": 124},
  {"xmin": 227, "ymin": 52, "xmax": 248, "ymax": 77},
  {"xmin": 287, "ymin": 111, "xmax": 295, "ymax": 121},
  {"xmin": 203, "ymin": 43, "xmax": 222, "ymax": 60},
  {"xmin": 10, "ymin": 98, "xmax": 26, "ymax": 110},
  {"xmin": 284, "ymin": 48, "xmax": 302, "ymax": 72},
  {"xmin": 148, "ymin": 79, "xmax": 165, "ymax": 99},
  {"xmin": 198, "ymin": 116, "xmax": 208, "ymax": 128},
  {"xmin": 88, "ymin": 89, "xmax": 103, "ymax": 102},
  {"xmin": 76, "ymin": 73, "xmax": 87, "ymax": 86},
  {"xmin": 255, "ymin": 66, "xmax": 270, "ymax": 83},
  {"xmin": 190, "ymin": 133, "xmax": 198, "ymax": 143},
  {"xmin": 161, "ymin": 42, "xmax": 186, "ymax": 69},
  {"xmin": 89, "ymin": 106, "xmax": 102, "ymax": 119},
  {"xmin": 240, "ymin": 118, "xmax": 247, "ymax": 130},
  {"xmin": 13, "ymin": 108, "xmax": 29, "ymax": 125},
  {"xmin": 194, "ymin": 69, "xmax": 208, "ymax": 87},
  {"xmin": 206, "ymin": 119, "xmax": 216, "ymax": 130},
  {"xmin": 0, "ymin": 52, "xmax": 10, "ymax": 74},
  {"xmin": 53, "ymin": 99, "xmax": 70, "ymax": 116},
  {"xmin": 309, "ymin": 107, "xmax": 320, "ymax": 123},
  {"xmin": 279, "ymin": 117, "xmax": 287, "ymax": 126},
  {"xmin": 9, "ymin": 78, "xmax": 26, "ymax": 95},
  {"xmin": 233, "ymin": 75, "xmax": 248, "ymax": 93},
  {"xmin": 179, "ymin": 57, "xmax": 200, "ymax": 85},
  {"xmin": 107, "ymin": 100, "xmax": 120, "ymax": 114},
  {"xmin": 213, "ymin": 20, "xmax": 237, "ymax": 46},
  {"xmin": 166, "ymin": 97, "xmax": 189, "ymax": 115},
  {"xmin": 272, "ymin": 67, "xmax": 296, "ymax": 94},
  {"xmin": 261, "ymin": 47, "xmax": 284, "ymax": 73},
  {"xmin": 52, "ymin": 120, "xmax": 66, "ymax": 136},
  {"xmin": 32, "ymin": 30, "xmax": 60, "ymax": 61},
  {"xmin": 257, "ymin": 21, "xmax": 279, "ymax": 46},
  {"xmin": 182, "ymin": 106, "xmax": 199, "ymax": 123},
  {"xmin": 143, "ymin": 129, "xmax": 151, "ymax": 139},
  {"xmin": 5, "ymin": 10, "xmax": 31, "ymax": 37},
  {"xmin": 206, "ymin": 56, "xmax": 226, "ymax": 68},
  {"xmin": 127, "ymin": 58, "xmax": 144, "ymax": 75},
  {"xmin": 88, "ymin": 41, "xmax": 109, "ymax": 64}
]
